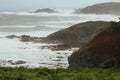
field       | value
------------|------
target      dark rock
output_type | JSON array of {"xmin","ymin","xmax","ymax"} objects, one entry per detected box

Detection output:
[
  {"xmin": 20, "ymin": 35, "xmax": 43, "ymax": 42},
  {"xmin": 14, "ymin": 61, "xmax": 26, "ymax": 64},
  {"xmin": 32, "ymin": 8, "xmax": 57, "ymax": 13},
  {"xmin": 20, "ymin": 35, "xmax": 32, "ymax": 42},
  {"xmin": 6, "ymin": 35, "xmax": 18, "ymax": 39},
  {"xmin": 8, "ymin": 60, "xmax": 26, "ymax": 65},
  {"xmin": 56, "ymin": 56, "xmax": 64, "ymax": 59}
]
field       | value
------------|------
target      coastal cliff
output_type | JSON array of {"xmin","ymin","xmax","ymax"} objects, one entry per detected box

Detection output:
[{"xmin": 69, "ymin": 21, "xmax": 120, "ymax": 68}]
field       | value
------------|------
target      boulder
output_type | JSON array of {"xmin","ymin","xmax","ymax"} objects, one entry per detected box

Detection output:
[{"xmin": 8, "ymin": 60, "xmax": 26, "ymax": 65}]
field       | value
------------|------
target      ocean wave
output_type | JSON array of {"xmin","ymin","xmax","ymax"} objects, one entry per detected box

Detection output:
[
  {"xmin": 0, "ymin": 25, "xmax": 60, "ymax": 32},
  {"xmin": 0, "ymin": 11, "xmax": 119, "ymax": 19}
]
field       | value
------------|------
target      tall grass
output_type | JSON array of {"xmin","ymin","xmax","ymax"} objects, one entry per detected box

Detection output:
[{"xmin": 0, "ymin": 67, "xmax": 120, "ymax": 80}]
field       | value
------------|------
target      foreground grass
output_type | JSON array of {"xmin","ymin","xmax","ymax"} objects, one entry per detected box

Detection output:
[{"xmin": 0, "ymin": 67, "xmax": 120, "ymax": 80}]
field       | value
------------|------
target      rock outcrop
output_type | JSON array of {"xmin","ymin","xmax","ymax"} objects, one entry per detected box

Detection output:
[
  {"xmin": 32, "ymin": 8, "xmax": 57, "ymax": 13},
  {"xmin": 68, "ymin": 21, "xmax": 120, "ymax": 68},
  {"xmin": 74, "ymin": 2, "xmax": 120, "ymax": 15},
  {"xmin": 8, "ymin": 60, "xmax": 26, "ymax": 65},
  {"xmin": 6, "ymin": 35, "xmax": 43, "ymax": 43}
]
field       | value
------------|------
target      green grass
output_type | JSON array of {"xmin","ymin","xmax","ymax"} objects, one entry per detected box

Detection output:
[{"xmin": 0, "ymin": 67, "xmax": 120, "ymax": 80}]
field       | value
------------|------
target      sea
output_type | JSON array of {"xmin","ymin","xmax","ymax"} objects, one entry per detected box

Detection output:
[{"xmin": 0, "ymin": 9, "xmax": 119, "ymax": 68}]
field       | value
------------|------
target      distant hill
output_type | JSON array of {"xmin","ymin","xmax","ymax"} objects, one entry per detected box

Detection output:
[
  {"xmin": 45, "ymin": 21, "xmax": 111, "ymax": 50},
  {"xmin": 74, "ymin": 2, "xmax": 120, "ymax": 15},
  {"xmin": 30, "ymin": 8, "xmax": 57, "ymax": 13},
  {"xmin": 69, "ymin": 21, "xmax": 120, "ymax": 68}
]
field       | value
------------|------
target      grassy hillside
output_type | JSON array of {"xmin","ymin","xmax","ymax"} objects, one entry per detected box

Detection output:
[
  {"xmin": 0, "ymin": 67, "xmax": 120, "ymax": 80},
  {"xmin": 45, "ymin": 21, "xmax": 111, "ymax": 50},
  {"xmin": 69, "ymin": 21, "xmax": 120, "ymax": 68}
]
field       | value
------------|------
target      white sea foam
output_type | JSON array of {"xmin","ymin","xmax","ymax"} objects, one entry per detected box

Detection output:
[
  {"xmin": 0, "ymin": 38, "xmax": 73, "ymax": 68},
  {"xmin": 0, "ymin": 13, "xmax": 118, "ymax": 29}
]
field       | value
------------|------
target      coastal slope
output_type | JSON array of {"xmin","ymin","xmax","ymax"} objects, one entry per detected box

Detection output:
[
  {"xmin": 45, "ymin": 21, "xmax": 111, "ymax": 50},
  {"xmin": 69, "ymin": 21, "xmax": 120, "ymax": 68}
]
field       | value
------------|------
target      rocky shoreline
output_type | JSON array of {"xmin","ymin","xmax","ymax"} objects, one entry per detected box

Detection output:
[
  {"xmin": 6, "ymin": 21, "xmax": 112, "ymax": 51},
  {"xmin": 5, "ymin": 21, "xmax": 120, "ymax": 69}
]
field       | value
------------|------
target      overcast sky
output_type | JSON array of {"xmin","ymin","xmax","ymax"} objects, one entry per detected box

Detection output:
[{"xmin": 0, "ymin": 0, "xmax": 120, "ymax": 11}]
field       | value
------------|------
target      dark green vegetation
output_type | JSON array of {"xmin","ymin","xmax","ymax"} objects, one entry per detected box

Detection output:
[
  {"xmin": 0, "ymin": 67, "xmax": 120, "ymax": 80},
  {"xmin": 69, "ymin": 21, "xmax": 120, "ymax": 68},
  {"xmin": 74, "ymin": 2, "xmax": 120, "ymax": 15}
]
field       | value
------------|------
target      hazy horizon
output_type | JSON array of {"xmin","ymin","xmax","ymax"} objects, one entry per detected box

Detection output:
[{"xmin": 0, "ymin": 0, "xmax": 120, "ymax": 11}]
